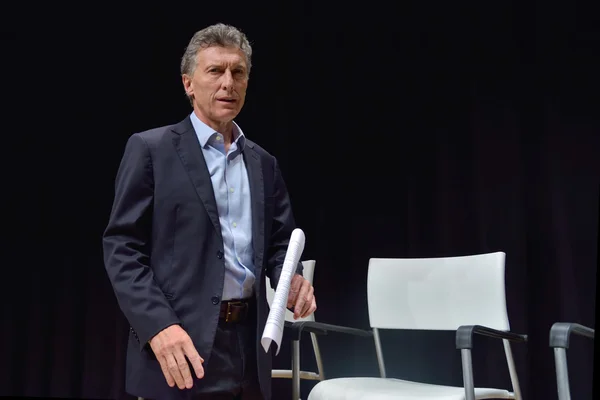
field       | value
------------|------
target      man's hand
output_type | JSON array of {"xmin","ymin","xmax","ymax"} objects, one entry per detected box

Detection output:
[
  {"xmin": 287, "ymin": 274, "xmax": 317, "ymax": 319},
  {"xmin": 149, "ymin": 324, "xmax": 204, "ymax": 389}
]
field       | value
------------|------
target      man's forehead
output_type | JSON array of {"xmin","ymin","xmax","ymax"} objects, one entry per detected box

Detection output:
[{"xmin": 197, "ymin": 46, "xmax": 246, "ymax": 64}]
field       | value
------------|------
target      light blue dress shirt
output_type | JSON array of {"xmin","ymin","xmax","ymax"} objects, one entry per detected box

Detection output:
[{"xmin": 190, "ymin": 112, "xmax": 255, "ymax": 300}]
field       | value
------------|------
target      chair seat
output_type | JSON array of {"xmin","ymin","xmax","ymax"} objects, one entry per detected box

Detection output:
[{"xmin": 308, "ymin": 377, "xmax": 512, "ymax": 400}]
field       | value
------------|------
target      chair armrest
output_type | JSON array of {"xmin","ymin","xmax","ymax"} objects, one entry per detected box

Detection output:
[
  {"xmin": 456, "ymin": 325, "xmax": 528, "ymax": 349},
  {"xmin": 549, "ymin": 322, "xmax": 594, "ymax": 349},
  {"xmin": 285, "ymin": 320, "xmax": 373, "ymax": 341}
]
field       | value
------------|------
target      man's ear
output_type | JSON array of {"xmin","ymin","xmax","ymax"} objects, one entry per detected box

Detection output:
[{"xmin": 182, "ymin": 75, "xmax": 193, "ymax": 96}]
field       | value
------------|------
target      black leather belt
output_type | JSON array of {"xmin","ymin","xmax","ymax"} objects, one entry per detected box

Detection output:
[{"xmin": 219, "ymin": 299, "xmax": 251, "ymax": 323}]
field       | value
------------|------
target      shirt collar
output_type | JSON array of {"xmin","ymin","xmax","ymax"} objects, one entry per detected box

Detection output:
[{"xmin": 190, "ymin": 111, "xmax": 246, "ymax": 150}]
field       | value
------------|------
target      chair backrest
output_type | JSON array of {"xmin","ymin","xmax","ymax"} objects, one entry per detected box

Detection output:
[
  {"xmin": 367, "ymin": 252, "xmax": 510, "ymax": 331},
  {"xmin": 266, "ymin": 260, "xmax": 316, "ymax": 323}
]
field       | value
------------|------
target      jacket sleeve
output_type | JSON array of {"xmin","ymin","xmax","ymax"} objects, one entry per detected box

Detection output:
[
  {"xmin": 102, "ymin": 133, "xmax": 181, "ymax": 351},
  {"xmin": 266, "ymin": 157, "xmax": 304, "ymax": 289}
]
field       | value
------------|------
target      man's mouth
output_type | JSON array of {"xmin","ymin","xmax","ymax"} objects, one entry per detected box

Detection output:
[{"xmin": 217, "ymin": 98, "xmax": 236, "ymax": 103}]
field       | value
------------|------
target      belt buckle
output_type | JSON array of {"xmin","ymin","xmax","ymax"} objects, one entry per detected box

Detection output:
[{"xmin": 226, "ymin": 300, "xmax": 246, "ymax": 322}]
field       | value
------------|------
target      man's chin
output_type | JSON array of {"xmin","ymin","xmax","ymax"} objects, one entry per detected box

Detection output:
[{"xmin": 215, "ymin": 110, "xmax": 240, "ymax": 121}]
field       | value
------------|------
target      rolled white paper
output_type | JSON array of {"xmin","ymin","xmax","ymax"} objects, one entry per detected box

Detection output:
[{"xmin": 261, "ymin": 228, "xmax": 305, "ymax": 355}]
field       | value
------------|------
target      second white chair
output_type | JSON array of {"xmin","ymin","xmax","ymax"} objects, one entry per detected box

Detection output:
[{"xmin": 307, "ymin": 252, "xmax": 528, "ymax": 400}]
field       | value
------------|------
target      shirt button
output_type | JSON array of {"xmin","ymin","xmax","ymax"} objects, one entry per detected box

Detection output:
[
  {"xmin": 216, "ymin": 250, "xmax": 223, "ymax": 259},
  {"xmin": 232, "ymin": 222, "xmax": 237, "ymax": 228},
  {"xmin": 211, "ymin": 296, "xmax": 220, "ymax": 305},
  {"xmin": 230, "ymin": 187, "xmax": 234, "ymax": 193}
]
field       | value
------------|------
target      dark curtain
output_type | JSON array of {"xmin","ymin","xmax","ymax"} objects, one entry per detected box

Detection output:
[{"xmin": 2, "ymin": 2, "xmax": 597, "ymax": 399}]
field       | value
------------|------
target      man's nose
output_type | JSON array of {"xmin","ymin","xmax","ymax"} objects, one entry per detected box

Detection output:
[{"xmin": 221, "ymin": 70, "xmax": 234, "ymax": 90}]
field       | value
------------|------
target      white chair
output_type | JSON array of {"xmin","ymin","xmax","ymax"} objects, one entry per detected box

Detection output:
[
  {"xmin": 307, "ymin": 252, "xmax": 528, "ymax": 400},
  {"xmin": 266, "ymin": 260, "xmax": 326, "ymax": 399},
  {"xmin": 549, "ymin": 322, "xmax": 595, "ymax": 400}
]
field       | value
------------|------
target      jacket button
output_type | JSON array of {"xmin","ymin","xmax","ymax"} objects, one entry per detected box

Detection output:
[
  {"xmin": 216, "ymin": 251, "xmax": 223, "ymax": 259},
  {"xmin": 211, "ymin": 296, "xmax": 220, "ymax": 305}
]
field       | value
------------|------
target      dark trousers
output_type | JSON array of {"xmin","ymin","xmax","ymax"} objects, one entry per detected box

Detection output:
[
  {"xmin": 190, "ymin": 296, "xmax": 262, "ymax": 400},
  {"xmin": 191, "ymin": 313, "xmax": 262, "ymax": 399}
]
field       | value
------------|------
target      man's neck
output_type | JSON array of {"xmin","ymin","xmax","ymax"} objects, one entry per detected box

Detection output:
[{"xmin": 193, "ymin": 109, "xmax": 234, "ymax": 144}]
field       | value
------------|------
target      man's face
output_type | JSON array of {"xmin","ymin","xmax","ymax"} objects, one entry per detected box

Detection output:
[{"xmin": 183, "ymin": 45, "xmax": 249, "ymax": 128}]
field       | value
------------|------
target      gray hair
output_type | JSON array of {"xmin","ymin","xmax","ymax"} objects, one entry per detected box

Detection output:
[{"xmin": 181, "ymin": 22, "xmax": 253, "ymax": 78}]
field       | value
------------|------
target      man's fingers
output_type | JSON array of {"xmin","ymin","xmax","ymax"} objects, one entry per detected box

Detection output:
[
  {"xmin": 302, "ymin": 297, "xmax": 317, "ymax": 318},
  {"xmin": 166, "ymin": 353, "xmax": 186, "ymax": 389},
  {"xmin": 158, "ymin": 355, "xmax": 176, "ymax": 388},
  {"xmin": 174, "ymin": 349, "xmax": 193, "ymax": 389},
  {"xmin": 287, "ymin": 276, "xmax": 317, "ymax": 319},
  {"xmin": 300, "ymin": 287, "xmax": 314, "ymax": 317},
  {"xmin": 183, "ymin": 341, "xmax": 205, "ymax": 379},
  {"xmin": 149, "ymin": 325, "xmax": 203, "ymax": 390},
  {"xmin": 294, "ymin": 280, "xmax": 311, "ymax": 319}
]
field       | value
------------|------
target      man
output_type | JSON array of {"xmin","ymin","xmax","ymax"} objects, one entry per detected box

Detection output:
[{"xmin": 102, "ymin": 23, "xmax": 316, "ymax": 400}]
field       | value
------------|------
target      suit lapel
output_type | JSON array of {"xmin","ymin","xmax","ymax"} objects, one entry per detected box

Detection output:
[
  {"xmin": 244, "ymin": 145, "xmax": 265, "ymax": 272},
  {"xmin": 171, "ymin": 118, "xmax": 222, "ymax": 241}
]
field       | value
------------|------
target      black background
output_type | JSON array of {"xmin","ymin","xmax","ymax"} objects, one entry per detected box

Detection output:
[{"xmin": 1, "ymin": 2, "xmax": 598, "ymax": 399}]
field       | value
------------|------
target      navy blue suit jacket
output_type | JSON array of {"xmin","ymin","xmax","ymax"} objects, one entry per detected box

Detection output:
[{"xmin": 102, "ymin": 115, "xmax": 302, "ymax": 399}]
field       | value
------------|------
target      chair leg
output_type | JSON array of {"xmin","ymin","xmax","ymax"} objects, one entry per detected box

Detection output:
[
  {"xmin": 310, "ymin": 332, "xmax": 325, "ymax": 380},
  {"xmin": 292, "ymin": 339, "xmax": 301, "ymax": 400},
  {"xmin": 554, "ymin": 347, "xmax": 571, "ymax": 400},
  {"xmin": 460, "ymin": 348, "xmax": 476, "ymax": 400},
  {"xmin": 373, "ymin": 328, "xmax": 386, "ymax": 378}
]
